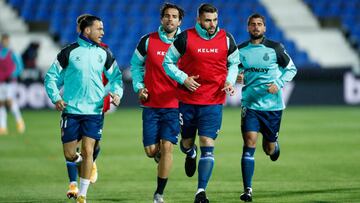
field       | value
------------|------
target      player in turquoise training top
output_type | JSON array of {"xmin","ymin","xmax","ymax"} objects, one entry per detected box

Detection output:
[
  {"xmin": 237, "ymin": 13, "xmax": 297, "ymax": 202},
  {"xmin": 44, "ymin": 15, "xmax": 122, "ymax": 203}
]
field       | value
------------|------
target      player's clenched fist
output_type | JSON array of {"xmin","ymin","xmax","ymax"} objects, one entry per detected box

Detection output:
[
  {"xmin": 109, "ymin": 92, "xmax": 121, "ymax": 106},
  {"xmin": 55, "ymin": 100, "xmax": 66, "ymax": 111},
  {"xmin": 138, "ymin": 88, "xmax": 149, "ymax": 102}
]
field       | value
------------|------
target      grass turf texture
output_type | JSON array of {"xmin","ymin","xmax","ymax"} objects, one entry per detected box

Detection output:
[{"xmin": 0, "ymin": 106, "xmax": 359, "ymax": 202}]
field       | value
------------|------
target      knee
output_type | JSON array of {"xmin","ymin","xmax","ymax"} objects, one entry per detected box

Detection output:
[
  {"xmin": 181, "ymin": 138, "xmax": 195, "ymax": 149},
  {"xmin": 145, "ymin": 147, "xmax": 158, "ymax": 158},
  {"xmin": 160, "ymin": 141, "xmax": 173, "ymax": 154},
  {"xmin": 81, "ymin": 145, "xmax": 94, "ymax": 159},
  {"xmin": 64, "ymin": 151, "xmax": 78, "ymax": 162},
  {"xmin": 199, "ymin": 136, "xmax": 214, "ymax": 146},
  {"xmin": 243, "ymin": 138, "xmax": 256, "ymax": 148}
]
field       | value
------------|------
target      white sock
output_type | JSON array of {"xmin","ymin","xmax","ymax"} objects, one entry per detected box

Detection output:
[
  {"xmin": 70, "ymin": 181, "xmax": 77, "ymax": 186},
  {"xmin": 10, "ymin": 102, "xmax": 22, "ymax": 122},
  {"xmin": 196, "ymin": 188, "xmax": 205, "ymax": 195},
  {"xmin": 78, "ymin": 178, "xmax": 90, "ymax": 197},
  {"xmin": 0, "ymin": 107, "xmax": 7, "ymax": 129}
]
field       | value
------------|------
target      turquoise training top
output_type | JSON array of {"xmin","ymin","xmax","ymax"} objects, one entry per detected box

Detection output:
[
  {"xmin": 44, "ymin": 36, "xmax": 123, "ymax": 115},
  {"xmin": 238, "ymin": 38, "xmax": 297, "ymax": 111}
]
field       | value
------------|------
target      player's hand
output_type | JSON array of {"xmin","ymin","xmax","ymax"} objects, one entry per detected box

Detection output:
[
  {"xmin": 109, "ymin": 92, "xmax": 121, "ymax": 106},
  {"xmin": 267, "ymin": 83, "xmax": 279, "ymax": 94},
  {"xmin": 138, "ymin": 88, "xmax": 148, "ymax": 102},
  {"xmin": 55, "ymin": 100, "xmax": 66, "ymax": 111},
  {"xmin": 184, "ymin": 75, "xmax": 200, "ymax": 92},
  {"xmin": 222, "ymin": 81, "xmax": 235, "ymax": 96},
  {"xmin": 236, "ymin": 73, "xmax": 244, "ymax": 84}
]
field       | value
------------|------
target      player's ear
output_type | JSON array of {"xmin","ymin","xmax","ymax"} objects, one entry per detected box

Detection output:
[
  {"xmin": 85, "ymin": 27, "xmax": 91, "ymax": 34},
  {"xmin": 196, "ymin": 16, "xmax": 200, "ymax": 24}
]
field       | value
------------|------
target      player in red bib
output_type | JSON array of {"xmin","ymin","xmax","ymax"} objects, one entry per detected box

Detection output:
[
  {"xmin": 130, "ymin": 3, "xmax": 184, "ymax": 203},
  {"xmin": 163, "ymin": 4, "xmax": 240, "ymax": 202}
]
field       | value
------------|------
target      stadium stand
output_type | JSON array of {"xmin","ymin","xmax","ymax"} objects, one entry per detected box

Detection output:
[
  {"xmin": 2, "ymin": 0, "xmax": 360, "ymax": 71},
  {"xmin": 4, "ymin": 0, "xmax": 324, "ymax": 69},
  {"xmin": 261, "ymin": 0, "xmax": 360, "ymax": 73},
  {"xmin": 303, "ymin": 0, "xmax": 360, "ymax": 52},
  {"xmin": 0, "ymin": 0, "xmax": 59, "ymax": 71}
]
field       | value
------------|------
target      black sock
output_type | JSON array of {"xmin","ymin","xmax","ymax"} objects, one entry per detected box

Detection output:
[
  {"xmin": 155, "ymin": 177, "xmax": 168, "ymax": 195},
  {"xmin": 93, "ymin": 144, "xmax": 100, "ymax": 161}
]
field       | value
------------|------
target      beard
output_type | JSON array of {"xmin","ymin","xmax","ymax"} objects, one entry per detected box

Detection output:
[
  {"xmin": 164, "ymin": 25, "xmax": 176, "ymax": 34},
  {"xmin": 207, "ymin": 27, "xmax": 216, "ymax": 35},
  {"xmin": 250, "ymin": 33, "xmax": 264, "ymax": 40},
  {"xmin": 199, "ymin": 23, "xmax": 217, "ymax": 36}
]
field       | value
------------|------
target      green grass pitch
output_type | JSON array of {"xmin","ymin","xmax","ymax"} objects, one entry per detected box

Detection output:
[{"xmin": 0, "ymin": 106, "xmax": 359, "ymax": 202}]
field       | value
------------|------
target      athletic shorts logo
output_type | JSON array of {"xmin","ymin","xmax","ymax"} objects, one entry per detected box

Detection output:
[{"xmin": 241, "ymin": 107, "xmax": 247, "ymax": 118}]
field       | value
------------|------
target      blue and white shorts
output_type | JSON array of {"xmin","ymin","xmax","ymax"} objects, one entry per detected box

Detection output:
[
  {"xmin": 241, "ymin": 107, "xmax": 282, "ymax": 142},
  {"xmin": 60, "ymin": 113, "xmax": 104, "ymax": 143},
  {"xmin": 179, "ymin": 103, "xmax": 223, "ymax": 140},
  {"xmin": 142, "ymin": 108, "xmax": 180, "ymax": 147}
]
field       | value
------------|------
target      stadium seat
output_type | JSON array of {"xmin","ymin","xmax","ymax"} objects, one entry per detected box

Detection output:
[
  {"xmin": 5, "ymin": 0, "xmax": 315, "ymax": 67},
  {"xmin": 304, "ymin": 0, "xmax": 360, "ymax": 58}
]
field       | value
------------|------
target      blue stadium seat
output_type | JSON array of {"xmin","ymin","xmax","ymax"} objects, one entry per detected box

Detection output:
[
  {"xmin": 5, "ymin": 0, "xmax": 315, "ymax": 67},
  {"xmin": 8, "ymin": 0, "xmax": 23, "ymax": 10},
  {"xmin": 304, "ymin": 0, "xmax": 360, "ymax": 59}
]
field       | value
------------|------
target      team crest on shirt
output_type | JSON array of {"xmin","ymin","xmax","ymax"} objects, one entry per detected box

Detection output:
[
  {"xmin": 75, "ymin": 56, "xmax": 81, "ymax": 61},
  {"xmin": 263, "ymin": 53, "xmax": 269, "ymax": 61},
  {"xmin": 98, "ymin": 55, "xmax": 104, "ymax": 63},
  {"xmin": 240, "ymin": 55, "xmax": 246, "ymax": 63}
]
